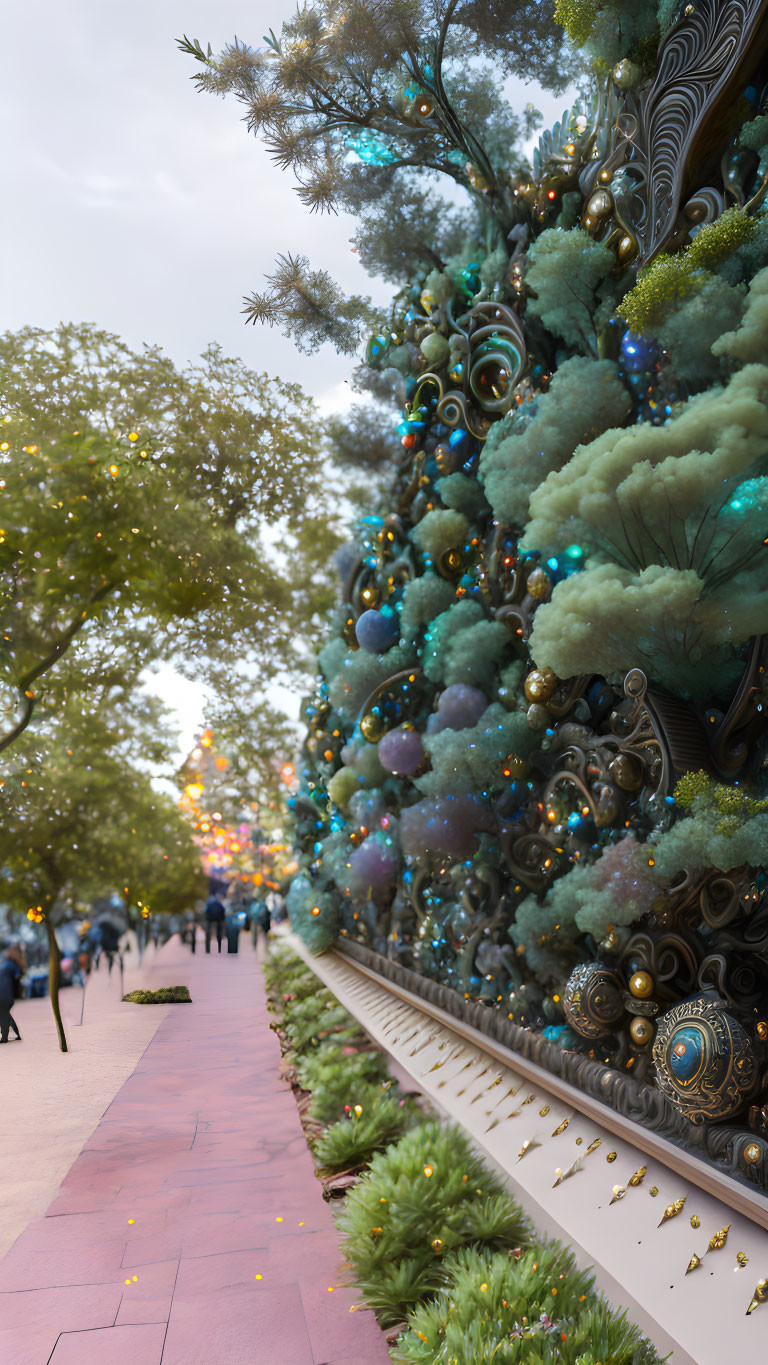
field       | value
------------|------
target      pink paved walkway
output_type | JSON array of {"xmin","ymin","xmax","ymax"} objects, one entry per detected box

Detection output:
[{"xmin": 0, "ymin": 936, "xmax": 391, "ymax": 1365}]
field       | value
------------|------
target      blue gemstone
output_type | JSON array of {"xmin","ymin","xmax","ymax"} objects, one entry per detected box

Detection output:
[{"xmin": 668, "ymin": 1026, "xmax": 705, "ymax": 1084}]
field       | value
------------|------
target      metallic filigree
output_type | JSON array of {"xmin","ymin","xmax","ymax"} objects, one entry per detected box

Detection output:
[{"xmin": 653, "ymin": 994, "xmax": 758, "ymax": 1124}]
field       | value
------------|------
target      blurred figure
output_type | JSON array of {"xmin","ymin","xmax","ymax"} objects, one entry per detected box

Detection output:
[
  {"xmin": 254, "ymin": 900, "xmax": 271, "ymax": 953},
  {"xmin": 183, "ymin": 914, "xmax": 198, "ymax": 954},
  {"xmin": 225, "ymin": 905, "xmax": 241, "ymax": 954},
  {"xmin": 0, "ymin": 941, "xmax": 26, "ymax": 1043},
  {"xmin": 99, "ymin": 920, "xmax": 121, "ymax": 975},
  {"xmin": 87, "ymin": 921, "xmax": 103, "ymax": 970},
  {"xmin": 204, "ymin": 893, "xmax": 226, "ymax": 954}
]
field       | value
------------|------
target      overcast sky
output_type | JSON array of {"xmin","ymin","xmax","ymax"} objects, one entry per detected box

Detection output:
[{"xmin": 3, "ymin": 0, "xmax": 573, "ymax": 753}]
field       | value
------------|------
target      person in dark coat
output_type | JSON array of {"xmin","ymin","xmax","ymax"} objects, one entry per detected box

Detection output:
[
  {"xmin": 225, "ymin": 906, "xmax": 241, "ymax": 954},
  {"xmin": 0, "ymin": 941, "xmax": 25, "ymax": 1043},
  {"xmin": 99, "ymin": 920, "xmax": 121, "ymax": 975},
  {"xmin": 204, "ymin": 894, "xmax": 226, "ymax": 953}
]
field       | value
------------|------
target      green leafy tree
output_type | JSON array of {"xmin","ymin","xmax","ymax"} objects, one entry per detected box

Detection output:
[
  {"xmin": 0, "ymin": 682, "xmax": 203, "ymax": 1051},
  {"xmin": 0, "ymin": 324, "xmax": 341, "ymax": 754},
  {"xmin": 179, "ymin": 2, "xmax": 576, "ymax": 350}
]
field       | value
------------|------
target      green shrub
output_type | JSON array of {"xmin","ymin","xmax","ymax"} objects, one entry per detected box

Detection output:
[
  {"xmin": 336, "ymin": 1121, "xmax": 534, "ymax": 1326},
  {"xmin": 297, "ymin": 1045, "xmax": 390, "ymax": 1123},
  {"xmin": 312, "ymin": 1094, "xmax": 415, "ymax": 1173},
  {"xmin": 393, "ymin": 1244, "xmax": 662, "ymax": 1364},
  {"xmin": 122, "ymin": 985, "xmax": 191, "ymax": 1004}
]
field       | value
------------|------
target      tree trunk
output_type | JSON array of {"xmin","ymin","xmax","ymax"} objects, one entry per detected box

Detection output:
[{"xmin": 45, "ymin": 917, "xmax": 68, "ymax": 1053}]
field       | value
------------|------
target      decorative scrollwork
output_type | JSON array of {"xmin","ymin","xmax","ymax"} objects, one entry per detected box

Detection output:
[
  {"xmin": 653, "ymin": 994, "xmax": 758, "ymax": 1124},
  {"xmin": 563, "ymin": 963, "xmax": 626, "ymax": 1039}
]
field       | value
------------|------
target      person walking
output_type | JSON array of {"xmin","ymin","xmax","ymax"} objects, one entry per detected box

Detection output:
[
  {"xmin": 225, "ymin": 905, "xmax": 241, "ymax": 954},
  {"xmin": 0, "ymin": 941, "xmax": 25, "ymax": 1043},
  {"xmin": 204, "ymin": 893, "xmax": 226, "ymax": 954},
  {"xmin": 183, "ymin": 914, "xmax": 198, "ymax": 954}
]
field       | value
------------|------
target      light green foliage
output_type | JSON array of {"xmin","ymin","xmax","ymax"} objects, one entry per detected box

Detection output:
[
  {"xmin": 442, "ymin": 619, "xmax": 513, "ymax": 690},
  {"xmin": 318, "ymin": 635, "xmax": 348, "ymax": 683},
  {"xmin": 423, "ymin": 600, "xmax": 512, "ymax": 689},
  {"xmin": 419, "ymin": 331, "xmax": 451, "ymax": 367},
  {"xmin": 480, "ymin": 356, "xmax": 631, "ymax": 526},
  {"xmin": 286, "ymin": 875, "xmax": 340, "ymax": 953},
  {"xmin": 528, "ymin": 561, "xmax": 753, "ymax": 697},
  {"xmin": 312, "ymin": 1094, "xmax": 414, "ymax": 1173},
  {"xmin": 713, "ymin": 265, "xmax": 768, "ymax": 365},
  {"xmin": 656, "ymin": 275, "xmax": 746, "ymax": 388},
  {"xmin": 423, "ymin": 599, "xmax": 485, "ymax": 681},
  {"xmin": 524, "ymin": 228, "xmax": 619, "ymax": 352},
  {"xmin": 327, "ymin": 765, "xmax": 364, "ymax": 809},
  {"xmin": 740, "ymin": 116, "xmax": 768, "ymax": 157},
  {"xmin": 417, "ymin": 704, "xmax": 536, "ymax": 798},
  {"xmin": 435, "ymin": 472, "xmax": 489, "ymax": 520},
  {"xmin": 511, "ymin": 837, "xmax": 659, "ymax": 980},
  {"xmin": 241, "ymin": 253, "xmax": 373, "ymax": 354},
  {"xmin": 394, "ymin": 1243, "xmax": 661, "ymax": 1364},
  {"xmin": 400, "ymin": 574, "xmax": 456, "ymax": 641},
  {"xmin": 617, "ymin": 208, "xmax": 757, "ymax": 333},
  {"xmin": 524, "ymin": 363, "xmax": 768, "ymax": 693},
  {"xmin": 328, "ymin": 644, "xmax": 415, "ymax": 719},
  {"xmin": 336, "ymin": 1120, "xmax": 534, "ymax": 1326},
  {"xmin": 410, "ymin": 508, "xmax": 470, "ymax": 561},
  {"xmin": 649, "ymin": 771, "xmax": 768, "ymax": 878},
  {"xmin": 423, "ymin": 269, "xmax": 456, "ymax": 306}
]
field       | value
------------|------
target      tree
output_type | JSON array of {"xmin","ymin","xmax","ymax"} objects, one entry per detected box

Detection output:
[
  {"xmin": 0, "ymin": 324, "xmax": 341, "ymax": 755},
  {"xmin": 179, "ymin": 2, "xmax": 572, "ymax": 350},
  {"xmin": 0, "ymin": 681, "xmax": 203, "ymax": 1051},
  {"xmin": 188, "ymin": 0, "xmax": 768, "ymax": 1168}
]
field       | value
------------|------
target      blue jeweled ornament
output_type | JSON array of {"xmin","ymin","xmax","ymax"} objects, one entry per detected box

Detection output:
[
  {"xmin": 653, "ymin": 995, "xmax": 757, "ymax": 1124},
  {"xmin": 620, "ymin": 329, "xmax": 660, "ymax": 373}
]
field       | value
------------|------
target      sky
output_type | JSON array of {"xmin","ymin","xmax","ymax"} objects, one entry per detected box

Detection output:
[{"xmin": 3, "ymin": 0, "xmax": 574, "ymax": 756}]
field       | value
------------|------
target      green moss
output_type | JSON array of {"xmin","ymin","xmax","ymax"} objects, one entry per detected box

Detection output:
[
  {"xmin": 617, "ymin": 209, "xmax": 757, "ymax": 332},
  {"xmin": 122, "ymin": 985, "xmax": 191, "ymax": 1004}
]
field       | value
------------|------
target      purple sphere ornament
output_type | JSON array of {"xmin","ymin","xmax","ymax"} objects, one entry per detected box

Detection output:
[
  {"xmin": 431, "ymin": 683, "xmax": 488, "ymax": 732},
  {"xmin": 378, "ymin": 726, "xmax": 425, "ymax": 776},
  {"xmin": 347, "ymin": 837, "xmax": 397, "ymax": 891},
  {"xmin": 355, "ymin": 608, "xmax": 400, "ymax": 653}
]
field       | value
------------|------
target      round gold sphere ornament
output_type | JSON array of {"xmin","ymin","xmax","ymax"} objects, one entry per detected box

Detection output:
[
  {"xmin": 524, "ymin": 667, "xmax": 557, "ymax": 703},
  {"xmin": 630, "ymin": 1016, "xmax": 654, "ymax": 1047},
  {"xmin": 525, "ymin": 567, "xmax": 552, "ymax": 601},
  {"xmin": 629, "ymin": 970, "xmax": 654, "ymax": 999},
  {"xmin": 360, "ymin": 713, "xmax": 385, "ymax": 742}
]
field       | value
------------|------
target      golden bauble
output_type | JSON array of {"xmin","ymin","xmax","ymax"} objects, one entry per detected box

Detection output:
[
  {"xmin": 630, "ymin": 1016, "xmax": 654, "ymax": 1047},
  {"xmin": 526, "ymin": 567, "xmax": 552, "ymax": 601},
  {"xmin": 586, "ymin": 190, "xmax": 612, "ymax": 219},
  {"xmin": 629, "ymin": 970, "xmax": 654, "ymax": 999},
  {"xmin": 526, "ymin": 702, "xmax": 549, "ymax": 731},
  {"xmin": 608, "ymin": 753, "xmax": 644, "ymax": 791},
  {"xmin": 360, "ymin": 713, "xmax": 385, "ymax": 742},
  {"xmin": 524, "ymin": 667, "xmax": 557, "ymax": 703},
  {"xmin": 613, "ymin": 58, "xmax": 641, "ymax": 88},
  {"xmin": 617, "ymin": 233, "xmax": 638, "ymax": 264}
]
